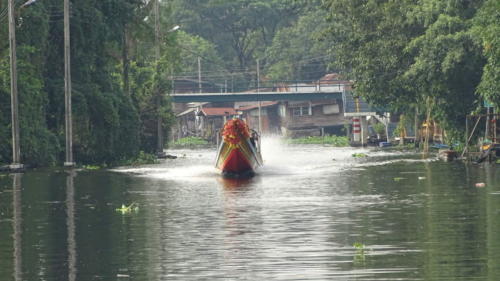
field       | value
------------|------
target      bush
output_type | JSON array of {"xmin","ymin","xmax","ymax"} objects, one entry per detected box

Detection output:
[
  {"xmin": 122, "ymin": 151, "xmax": 158, "ymax": 166},
  {"xmin": 372, "ymin": 123, "xmax": 386, "ymax": 135}
]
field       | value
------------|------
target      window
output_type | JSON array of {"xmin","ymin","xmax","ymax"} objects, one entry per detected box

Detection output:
[
  {"xmin": 322, "ymin": 104, "xmax": 340, "ymax": 114},
  {"xmin": 292, "ymin": 106, "xmax": 312, "ymax": 116}
]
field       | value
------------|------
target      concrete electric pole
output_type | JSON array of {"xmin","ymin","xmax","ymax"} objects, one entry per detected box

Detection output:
[
  {"xmin": 198, "ymin": 56, "xmax": 202, "ymax": 94},
  {"xmin": 154, "ymin": 0, "xmax": 164, "ymax": 155},
  {"xmin": 64, "ymin": 0, "xmax": 75, "ymax": 166},
  {"xmin": 257, "ymin": 59, "xmax": 262, "ymax": 134},
  {"xmin": 8, "ymin": 0, "xmax": 22, "ymax": 170}
]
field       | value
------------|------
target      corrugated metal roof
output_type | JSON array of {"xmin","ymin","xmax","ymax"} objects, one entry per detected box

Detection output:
[
  {"xmin": 201, "ymin": 107, "xmax": 238, "ymax": 116},
  {"xmin": 176, "ymin": 108, "xmax": 196, "ymax": 117}
]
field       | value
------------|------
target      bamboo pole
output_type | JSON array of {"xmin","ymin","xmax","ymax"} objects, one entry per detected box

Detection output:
[{"xmin": 461, "ymin": 116, "xmax": 482, "ymax": 158}]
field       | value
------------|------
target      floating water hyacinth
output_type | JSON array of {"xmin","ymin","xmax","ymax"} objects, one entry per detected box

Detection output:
[
  {"xmin": 353, "ymin": 242, "xmax": 365, "ymax": 250},
  {"xmin": 353, "ymin": 242, "xmax": 367, "ymax": 266},
  {"xmin": 116, "ymin": 203, "xmax": 139, "ymax": 214},
  {"xmin": 393, "ymin": 177, "xmax": 405, "ymax": 181},
  {"xmin": 352, "ymin": 153, "xmax": 368, "ymax": 158}
]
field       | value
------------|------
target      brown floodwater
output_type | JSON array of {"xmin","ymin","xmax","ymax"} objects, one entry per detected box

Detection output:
[{"xmin": 1, "ymin": 138, "xmax": 499, "ymax": 280}]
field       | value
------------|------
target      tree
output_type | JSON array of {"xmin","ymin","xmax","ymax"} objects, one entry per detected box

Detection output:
[
  {"xmin": 264, "ymin": 8, "xmax": 331, "ymax": 81},
  {"xmin": 172, "ymin": 0, "xmax": 304, "ymax": 71},
  {"xmin": 404, "ymin": 4, "xmax": 485, "ymax": 137},
  {"xmin": 323, "ymin": 0, "xmax": 422, "ymax": 111},
  {"xmin": 0, "ymin": 0, "xmax": 179, "ymax": 165},
  {"xmin": 471, "ymin": 0, "xmax": 500, "ymax": 106},
  {"xmin": 322, "ymin": 0, "xmax": 487, "ymax": 140}
]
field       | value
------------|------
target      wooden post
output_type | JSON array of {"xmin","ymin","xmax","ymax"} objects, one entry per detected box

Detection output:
[
  {"xmin": 485, "ymin": 106, "xmax": 490, "ymax": 140},
  {"xmin": 414, "ymin": 107, "xmax": 419, "ymax": 148},
  {"xmin": 64, "ymin": 0, "xmax": 75, "ymax": 166},
  {"xmin": 8, "ymin": 0, "xmax": 22, "ymax": 170},
  {"xmin": 464, "ymin": 116, "xmax": 469, "ymax": 160},
  {"xmin": 495, "ymin": 109, "xmax": 497, "ymax": 142},
  {"xmin": 462, "ymin": 116, "xmax": 482, "ymax": 159}
]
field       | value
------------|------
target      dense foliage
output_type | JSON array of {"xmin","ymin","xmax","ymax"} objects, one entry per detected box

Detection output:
[
  {"xmin": 0, "ymin": 0, "xmax": 176, "ymax": 166},
  {"xmin": 322, "ymin": 0, "xmax": 497, "ymax": 141}
]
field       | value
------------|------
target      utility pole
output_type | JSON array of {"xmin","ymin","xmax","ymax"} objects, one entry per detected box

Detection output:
[
  {"xmin": 154, "ymin": 0, "xmax": 163, "ymax": 155},
  {"xmin": 257, "ymin": 59, "xmax": 262, "ymax": 134},
  {"xmin": 64, "ymin": 0, "xmax": 75, "ymax": 167},
  {"xmin": 198, "ymin": 56, "xmax": 202, "ymax": 93},
  {"xmin": 8, "ymin": 0, "xmax": 22, "ymax": 170}
]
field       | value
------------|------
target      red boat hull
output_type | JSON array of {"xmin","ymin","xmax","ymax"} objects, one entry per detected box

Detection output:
[
  {"xmin": 221, "ymin": 148, "xmax": 253, "ymax": 173},
  {"xmin": 215, "ymin": 119, "xmax": 263, "ymax": 177}
]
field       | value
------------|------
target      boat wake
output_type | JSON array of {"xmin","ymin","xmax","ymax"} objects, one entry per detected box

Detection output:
[{"xmin": 114, "ymin": 136, "xmax": 425, "ymax": 183}]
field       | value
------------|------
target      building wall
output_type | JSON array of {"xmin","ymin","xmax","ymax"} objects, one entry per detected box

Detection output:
[{"xmin": 280, "ymin": 100, "xmax": 346, "ymax": 129}]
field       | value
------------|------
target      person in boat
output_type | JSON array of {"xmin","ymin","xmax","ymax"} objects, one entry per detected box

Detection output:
[{"xmin": 250, "ymin": 130, "xmax": 259, "ymax": 149}]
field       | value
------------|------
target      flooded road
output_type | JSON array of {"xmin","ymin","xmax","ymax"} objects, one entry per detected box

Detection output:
[{"xmin": 1, "ymin": 138, "xmax": 500, "ymax": 280}]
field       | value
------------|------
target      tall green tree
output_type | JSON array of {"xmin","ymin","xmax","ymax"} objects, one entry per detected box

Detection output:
[
  {"xmin": 404, "ymin": 0, "xmax": 485, "ymax": 136},
  {"xmin": 471, "ymin": 0, "xmax": 500, "ymax": 106},
  {"xmin": 323, "ymin": 0, "xmax": 487, "ymax": 139},
  {"xmin": 172, "ymin": 0, "xmax": 304, "ymax": 71},
  {"xmin": 264, "ymin": 8, "xmax": 331, "ymax": 81},
  {"xmin": 323, "ymin": 0, "xmax": 423, "ymax": 110},
  {"xmin": 0, "ymin": 0, "xmax": 178, "ymax": 165}
]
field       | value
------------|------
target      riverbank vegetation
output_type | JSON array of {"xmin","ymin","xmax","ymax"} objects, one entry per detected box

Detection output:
[
  {"xmin": 0, "ymin": 0, "xmax": 498, "ymax": 166},
  {"xmin": 169, "ymin": 137, "xmax": 211, "ymax": 149},
  {"xmin": 286, "ymin": 135, "xmax": 349, "ymax": 146},
  {"xmin": 322, "ymin": 0, "xmax": 498, "ymax": 144}
]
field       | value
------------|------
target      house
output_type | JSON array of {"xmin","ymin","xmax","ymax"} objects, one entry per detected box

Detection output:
[
  {"xmin": 172, "ymin": 73, "xmax": 353, "ymax": 141},
  {"xmin": 235, "ymin": 102, "xmax": 280, "ymax": 134},
  {"xmin": 174, "ymin": 105, "xmax": 237, "ymax": 143},
  {"xmin": 278, "ymin": 99, "xmax": 346, "ymax": 138}
]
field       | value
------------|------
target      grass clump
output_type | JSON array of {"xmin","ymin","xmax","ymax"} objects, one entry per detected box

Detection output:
[
  {"xmin": 286, "ymin": 135, "xmax": 349, "ymax": 146},
  {"xmin": 123, "ymin": 151, "xmax": 158, "ymax": 166}
]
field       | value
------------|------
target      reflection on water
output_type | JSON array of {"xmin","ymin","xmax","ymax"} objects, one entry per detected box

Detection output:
[
  {"xmin": 13, "ymin": 174, "xmax": 22, "ymax": 281},
  {"xmin": 66, "ymin": 171, "xmax": 76, "ymax": 281},
  {"xmin": 0, "ymin": 138, "xmax": 500, "ymax": 280}
]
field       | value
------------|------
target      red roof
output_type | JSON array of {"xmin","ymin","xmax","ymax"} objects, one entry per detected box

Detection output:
[{"xmin": 201, "ymin": 107, "xmax": 237, "ymax": 116}]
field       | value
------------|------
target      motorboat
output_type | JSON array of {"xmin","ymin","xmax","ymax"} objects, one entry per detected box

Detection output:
[{"xmin": 215, "ymin": 118, "xmax": 263, "ymax": 178}]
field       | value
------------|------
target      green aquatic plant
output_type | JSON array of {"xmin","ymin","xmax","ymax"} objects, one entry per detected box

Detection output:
[
  {"xmin": 353, "ymin": 242, "xmax": 365, "ymax": 250},
  {"xmin": 353, "ymin": 242, "xmax": 367, "ymax": 266},
  {"xmin": 83, "ymin": 165, "xmax": 102, "ymax": 170},
  {"xmin": 393, "ymin": 177, "xmax": 406, "ymax": 181},
  {"xmin": 352, "ymin": 153, "xmax": 368, "ymax": 158},
  {"xmin": 116, "ymin": 203, "xmax": 139, "ymax": 214}
]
